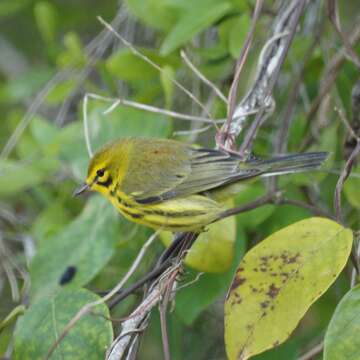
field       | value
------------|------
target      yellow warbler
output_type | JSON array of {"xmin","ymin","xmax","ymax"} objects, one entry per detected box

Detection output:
[{"xmin": 74, "ymin": 137, "xmax": 327, "ymax": 232}]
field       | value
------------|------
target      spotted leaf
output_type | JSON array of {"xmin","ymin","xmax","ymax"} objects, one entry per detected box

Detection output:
[{"xmin": 224, "ymin": 217, "xmax": 352, "ymax": 360}]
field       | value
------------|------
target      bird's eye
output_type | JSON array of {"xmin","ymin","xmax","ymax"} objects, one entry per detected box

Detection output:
[{"xmin": 96, "ymin": 169, "xmax": 105, "ymax": 177}]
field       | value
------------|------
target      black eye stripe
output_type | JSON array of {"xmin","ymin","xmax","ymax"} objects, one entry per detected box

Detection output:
[{"xmin": 97, "ymin": 175, "xmax": 113, "ymax": 187}]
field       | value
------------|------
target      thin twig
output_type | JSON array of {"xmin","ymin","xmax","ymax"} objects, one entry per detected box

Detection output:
[
  {"xmin": 106, "ymin": 98, "xmax": 223, "ymax": 124},
  {"xmin": 180, "ymin": 50, "xmax": 228, "ymax": 104},
  {"xmin": 218, "ymin": 189, "xmax": 334, "ymax": 223},
  {"xmin": 280, "ymin": 198, "xmax": 334, "ymax": 219},
  {"xmin": 334, "ymin": 140, "xmax": 360, "ymax": 222},
  {"xmin": 82, "ymin": 93, "xmax": 224, "ymax": 157},
  {"xmin": 327, "ymin": 0, "xmax": 360, "ymax": 70},
  {"xmin": 334, "ymin": 106, "xmax": 360, "ymax": 142},
  {"xmin": 97, "ymin": 16, "xmax": 217, "ymax": 129},
  {"xmin": 218, "ymin": 193, "xmax": 276, "ymax": 220},
  {"xmin": 298, "ymin": 341, "xmax": 324, "ymax": 360}
]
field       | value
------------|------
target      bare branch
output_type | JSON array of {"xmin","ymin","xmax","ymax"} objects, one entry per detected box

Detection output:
[
  {"xmin": 106, "ymin": 263, "xmax": 181, "ymax": 360},
  {"xmin": 159, "ymin": 270, "xmax": 177, "ymax": 360},
  {"xmin": 218, "ymin": 0, "xmax": 264, "ymax": 149},
  {"xmin": 218, "ymin": 189, "xmax": 334, "ymax": 223},
  {"xmin": 220, "ymin": 0, "xmax": 307, "ymax": 153},
  {"xmin": 237, "ymin": 1, "xmax": 307, "ymax": 156}
]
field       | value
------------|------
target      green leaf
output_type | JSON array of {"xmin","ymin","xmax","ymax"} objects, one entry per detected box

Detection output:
[
  {"xmin": 30, "ymin": 196, "xmax": 122, "ymax": 301},
  {"xmin": 324, "ymin": 285, "xmax": 360, "ymax": 360},
  {"xmin": 5, "ymin": 67, "xmax": 53, "ymax": 102},
  {"xmin": 31, "ymin": 203, "xmax": 71, "ymax": 245},
  {"xmin": 34, "ymin": 1, "xmax": 57, "ymax": 44},
  {"xmin": 225, "ymin": 217, "xmax": 353, "ymax": 360},
  {"xmin": 160, "ymin": 0, "xmax": 232, "ymax": 55},
  {"xmin": 0, "ymin": 158, "xmax": 58, "ymax": 197},
  {"xmin": 0, "ymin": 0, "xmax": 29, "ymax": 17},
  {"xmin": 13, "ymin": 288, "xmax": 113, "ymax": 360},
  {"xmin": 229, "ymin": 14, "xmax": 251, "ymax": 58},
  {"xmin": 56, "ymin": 32, "xmax": 86, "ymax": 68},
  {"xmin": 106, "ymin": 48, "xmax": 178, "ymax": 83},
  {"xmin": 160, "ymin": 65, "xmax": 175, "ymax": 108},
  {"xmin": 126, "ymin": 0, "xmax": 178, "ymax": 31},
  {"xmin": 106, "ymin": 49, "xmax": 158, "ymax": 82}
]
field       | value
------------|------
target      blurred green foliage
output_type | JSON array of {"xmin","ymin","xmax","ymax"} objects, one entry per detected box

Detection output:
[{"xmin": 0, "ymin": 0, "xmax": 359, "ymax": 359}]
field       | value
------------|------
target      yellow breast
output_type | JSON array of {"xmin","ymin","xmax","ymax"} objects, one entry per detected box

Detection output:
[{"xmin": 108, "ymin": 189, "xmax": 224, "ymax": 232}]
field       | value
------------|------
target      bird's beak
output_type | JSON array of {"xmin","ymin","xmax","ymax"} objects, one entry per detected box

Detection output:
[{"xmin": 73, "ymin": 183, "xmax": 90, "ymax": 197}]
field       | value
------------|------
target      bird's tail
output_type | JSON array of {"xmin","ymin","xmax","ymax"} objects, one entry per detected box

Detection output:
[{"xmin": 249, "ymin": 152, "xmax": 329, "ymax": 177}]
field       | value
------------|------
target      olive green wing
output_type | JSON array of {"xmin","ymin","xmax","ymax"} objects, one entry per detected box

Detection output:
[
  {"xmin": 121, "ymin": 139, "xmax": 328, "ymax": 204},
  {"xmin": 120, "ymin": 138, "xmax": 192, "ymax": 201},
  {"xmin": 137, "ymin": 147, "xmax": 259, "ymax": 203},
  {"xmin": 121, "ymin": 140, "xmax": 259, "ymax": 204}
]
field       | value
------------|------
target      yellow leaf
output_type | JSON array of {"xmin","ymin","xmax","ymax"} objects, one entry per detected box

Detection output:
[
  {"xmin": 224, "ymin": 217, "xmax": 353, "ymax": 360},
  {"xmin": 160, "ymin": 201, "xmax": 236, "ymax": 273}
]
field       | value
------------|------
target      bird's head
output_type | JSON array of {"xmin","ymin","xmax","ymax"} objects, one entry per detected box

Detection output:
[{"xmin": 73, "ymin": 139, "xmax": 129, "ymax": 197}]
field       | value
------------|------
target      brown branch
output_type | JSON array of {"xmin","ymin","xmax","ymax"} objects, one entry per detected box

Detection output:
[
  {"xmin": 106, "ymin": 234, "xmax": 195, "ymax": 360},
  {"xmin": 238, "ymin": 0, "xmax": 307, "ymax": 156},
  {"xmin": 218, "ymin": 0, "xmax": 264, "ymax": 149},
  {"xmin": 334, "ymin": 140, "xmax": 360, "ymax": 222},
  {"xmin": 334, "ymin": 79, "xmax": 360, "ymax": 223},
  {"xmin": 159, "ymin": 270, "xmax": 177, "ymax": 360},
  {"xmin": 218, "ymin": 189, "xmax": 333, "ymax": 223}
]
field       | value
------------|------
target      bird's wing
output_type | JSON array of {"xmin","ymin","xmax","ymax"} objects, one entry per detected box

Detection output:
[{"xmin": 121, "ymin": 140, "xmax": 261, "ymax": 204}]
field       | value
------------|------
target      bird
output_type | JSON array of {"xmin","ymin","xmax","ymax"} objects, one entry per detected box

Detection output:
[{"xmin": 74, "ymin": 137, "xmax": 328, "ymax": 232}]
